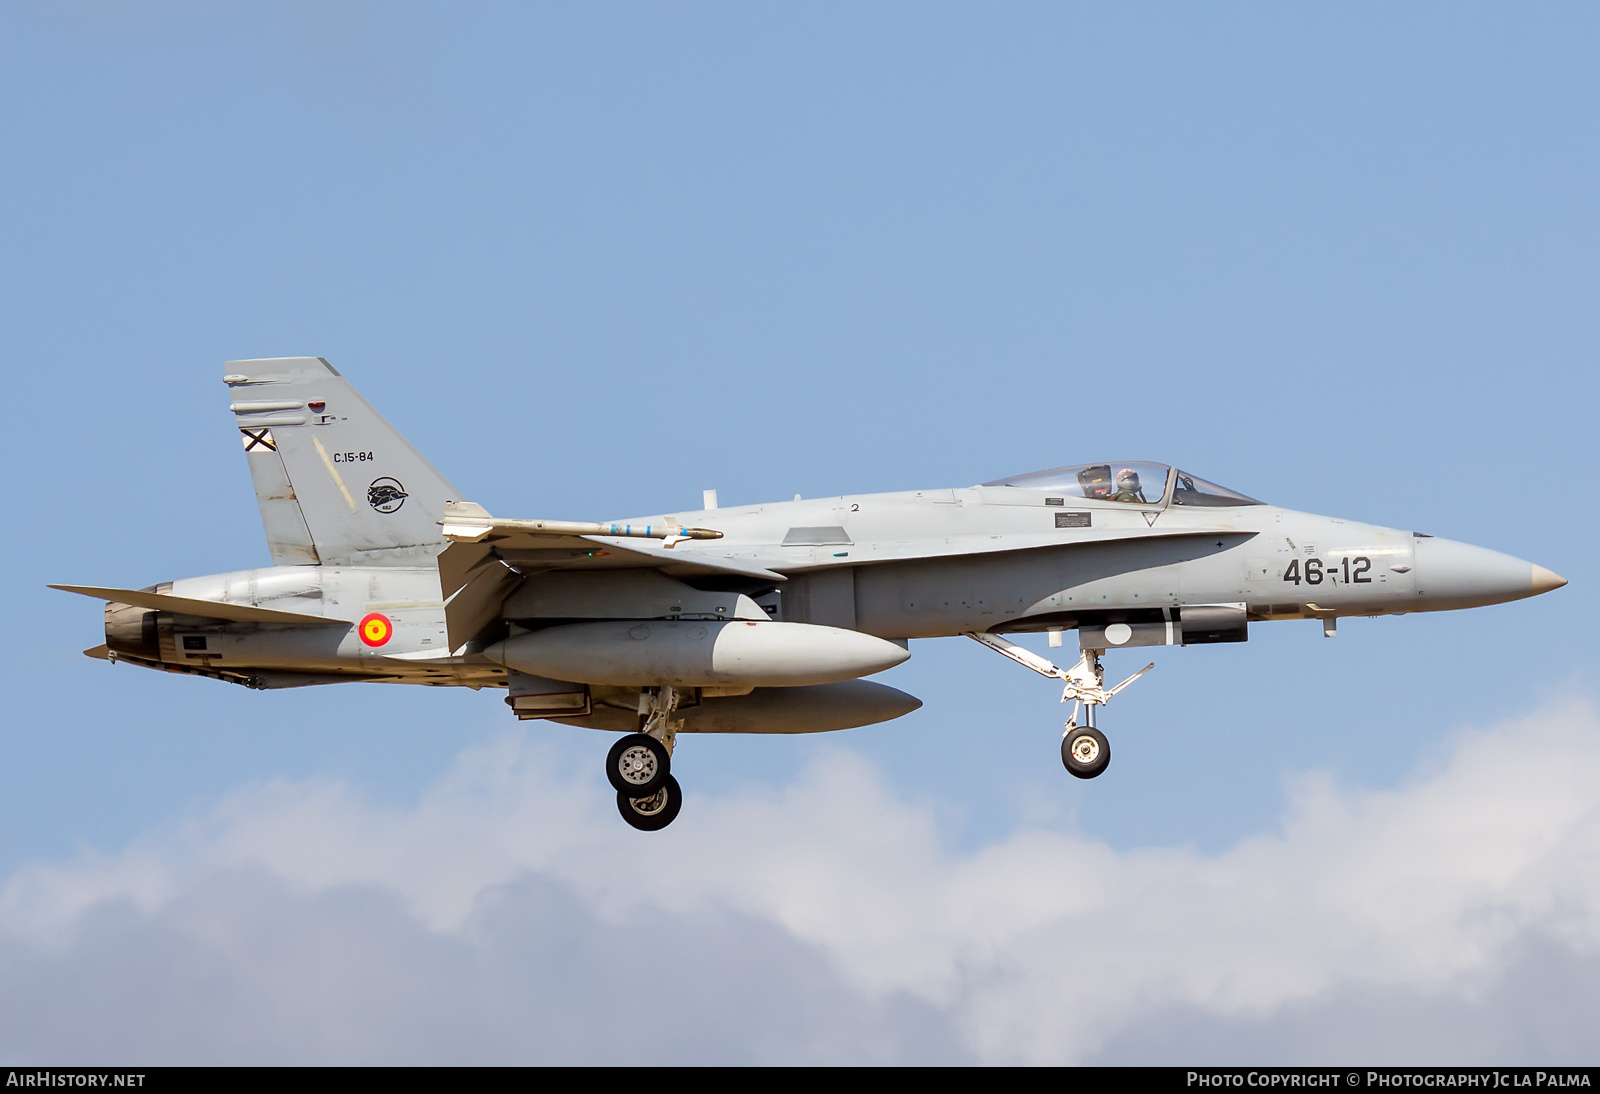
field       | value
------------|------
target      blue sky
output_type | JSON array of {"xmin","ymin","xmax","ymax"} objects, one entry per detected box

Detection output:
[{"xmin": 1, "ymin": 2, "xmax": 1595, "ymax": 1063}]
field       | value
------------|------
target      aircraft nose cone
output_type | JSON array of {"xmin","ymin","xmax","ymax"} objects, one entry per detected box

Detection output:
[
  {"xmin": 1414, "ymin": 537, "xmax": 1567, "ymax": 610},
  {"xmin": 1532, "ymin": 565, "xmax": 1568, "ymax": 595}
]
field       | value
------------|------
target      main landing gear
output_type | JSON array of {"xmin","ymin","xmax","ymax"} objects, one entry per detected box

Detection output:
[
  {"xmin": 965, "ymin": 633, "xmax": 1153, "ymax": 781},
  {"xmin": 608, "ymin": 686, "xmax": 686, "ymax": 831}
]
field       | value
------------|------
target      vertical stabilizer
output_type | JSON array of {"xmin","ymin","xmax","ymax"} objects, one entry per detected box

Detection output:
[{"xmin": 226, "ymin": 357, "xmax": 460, "ymax": 566}]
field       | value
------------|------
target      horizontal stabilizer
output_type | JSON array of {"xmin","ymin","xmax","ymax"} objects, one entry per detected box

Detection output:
[{"xmin": 49, "ymin": 584, "xmax": 348, "ymax": 626}]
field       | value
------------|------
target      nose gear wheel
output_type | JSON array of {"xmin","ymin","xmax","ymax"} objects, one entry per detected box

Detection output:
[{"xmin": 1062, "ymin": 726, "xmax": 1110, "ymax": 779}]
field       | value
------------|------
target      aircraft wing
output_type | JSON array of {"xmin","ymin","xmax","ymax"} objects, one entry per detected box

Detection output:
[
  {"xmin": 48, "ymin": 584, "xmax": 348, "ymax": 626},
  {"xmin": 438, "ymin": 507, "xmax": 778, "ymax": 583},
  {"xmin": 436, "ymin": 503, "xmax": 790, "ymax": 650},
  {"xmin": 436, "ymin": 524, "xmax": 786, "ymax": 651},
  {"xmin": 439, "ymin": 534, "xmax": 783, "ymax": 589}
]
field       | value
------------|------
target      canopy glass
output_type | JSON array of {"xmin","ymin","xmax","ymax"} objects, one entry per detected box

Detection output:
[
  {"xmin": 1170, "ymin": 470, "xmax": 1261, "ymax": 507},
  {"xmin": 983, "ymin": 462, "xmax": 1170, "ymax": 503},
  {"xmin": 983, "ymin": 463, "xmax": 1262, "ymax": 507}
]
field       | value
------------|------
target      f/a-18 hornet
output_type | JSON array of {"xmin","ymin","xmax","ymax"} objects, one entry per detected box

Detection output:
[{"xmin": 56, "ymin": 358, "xmax": 1567, "ymax": 830}]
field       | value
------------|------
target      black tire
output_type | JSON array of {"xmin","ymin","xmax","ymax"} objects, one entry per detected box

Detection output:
[
  {"xmin": 606, "ymin": 733, "xmax": 670, "ymax": 797},
  {"xmin": 1061, "ymin": 726, "xmax": 1111, "ymax": 779},
  {"xmin": 617, "ymin": 774, "xmax": 683, "ymax": 831}
]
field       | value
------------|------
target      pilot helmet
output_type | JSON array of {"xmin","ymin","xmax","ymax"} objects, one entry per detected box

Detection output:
[{"xmin": 1115, "ymin": 468, "xmax": 1141, "ymax": 491}]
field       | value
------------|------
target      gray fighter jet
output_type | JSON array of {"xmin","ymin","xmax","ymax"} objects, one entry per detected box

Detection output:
[{"xmin": 54, "ymin": 358, "xmax": 1568, "ymax": 830}]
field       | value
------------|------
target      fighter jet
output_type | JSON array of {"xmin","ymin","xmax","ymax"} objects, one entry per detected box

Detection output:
[{"xmin": 53, "ymin": 358, "xmax": 1568, "ymax": 830}]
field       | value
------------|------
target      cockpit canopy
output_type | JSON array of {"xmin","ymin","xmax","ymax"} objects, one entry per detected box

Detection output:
[{"xmin": 982, "ymin": 463, "xmax": 1262, "ymax": 507}]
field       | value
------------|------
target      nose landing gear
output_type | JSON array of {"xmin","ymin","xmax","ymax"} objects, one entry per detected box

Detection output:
[
  {"xmin": 610, "ymin": 686, "xmax": 687, "ymax": 831},
  {"xmin": 965, "ymin": 632, "xmax": 1152, "ymax": 781}
]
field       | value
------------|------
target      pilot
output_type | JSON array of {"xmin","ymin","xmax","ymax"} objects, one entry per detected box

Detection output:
[{"xmin": 1111, "ymin": 468, "xmax": 1147, "ymax": 503}]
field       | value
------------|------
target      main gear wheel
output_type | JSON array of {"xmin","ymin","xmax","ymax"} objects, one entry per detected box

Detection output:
[{"xmin": 606, "ymin": 733, "xmax": 670, "ymax": 798}]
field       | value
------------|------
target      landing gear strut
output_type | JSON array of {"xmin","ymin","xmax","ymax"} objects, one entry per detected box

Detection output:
[
  {"xmin": 965, "ymin": 633, "xmax": 1152, "ymax": 781},
  {"xmin": 611, "ymin": 686, "xmax": 687, "ymax": 830}
]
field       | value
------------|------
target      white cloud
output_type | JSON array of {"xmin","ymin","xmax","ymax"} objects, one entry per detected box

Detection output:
[{"xmin": 3, "ymin": 701, "xmax": 1599, "ymax": 1063}]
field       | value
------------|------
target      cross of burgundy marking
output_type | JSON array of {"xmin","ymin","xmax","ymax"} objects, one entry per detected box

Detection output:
[{"xmin": 241, "ymin": 428, "xmax": 276, "ymax": 452}]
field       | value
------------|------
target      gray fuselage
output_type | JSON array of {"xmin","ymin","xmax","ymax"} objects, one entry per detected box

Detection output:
[{"xmin": 104, "ymin": 477, "xmax": 1554, "ymax": 691}]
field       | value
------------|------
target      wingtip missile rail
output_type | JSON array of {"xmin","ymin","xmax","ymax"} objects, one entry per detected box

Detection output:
[{"xmin": 439, "ymin": 515, "xmax": 724, "ymax": 547}]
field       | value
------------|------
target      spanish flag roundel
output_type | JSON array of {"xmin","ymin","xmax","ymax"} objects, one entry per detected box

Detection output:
[{"xmin": 358, "ymin": 612, "xmax": 393, "ymax": 647}]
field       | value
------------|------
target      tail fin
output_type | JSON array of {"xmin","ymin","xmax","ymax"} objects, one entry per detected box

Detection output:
[{"xmin": 226, "ymin": 357, "xmax": 460, "ymax": 566}]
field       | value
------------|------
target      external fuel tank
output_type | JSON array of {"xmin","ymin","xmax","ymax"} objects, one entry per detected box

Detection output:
[{"xmin": 486, "ymin": 620, "xmax": 910, "ymax": 688}]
